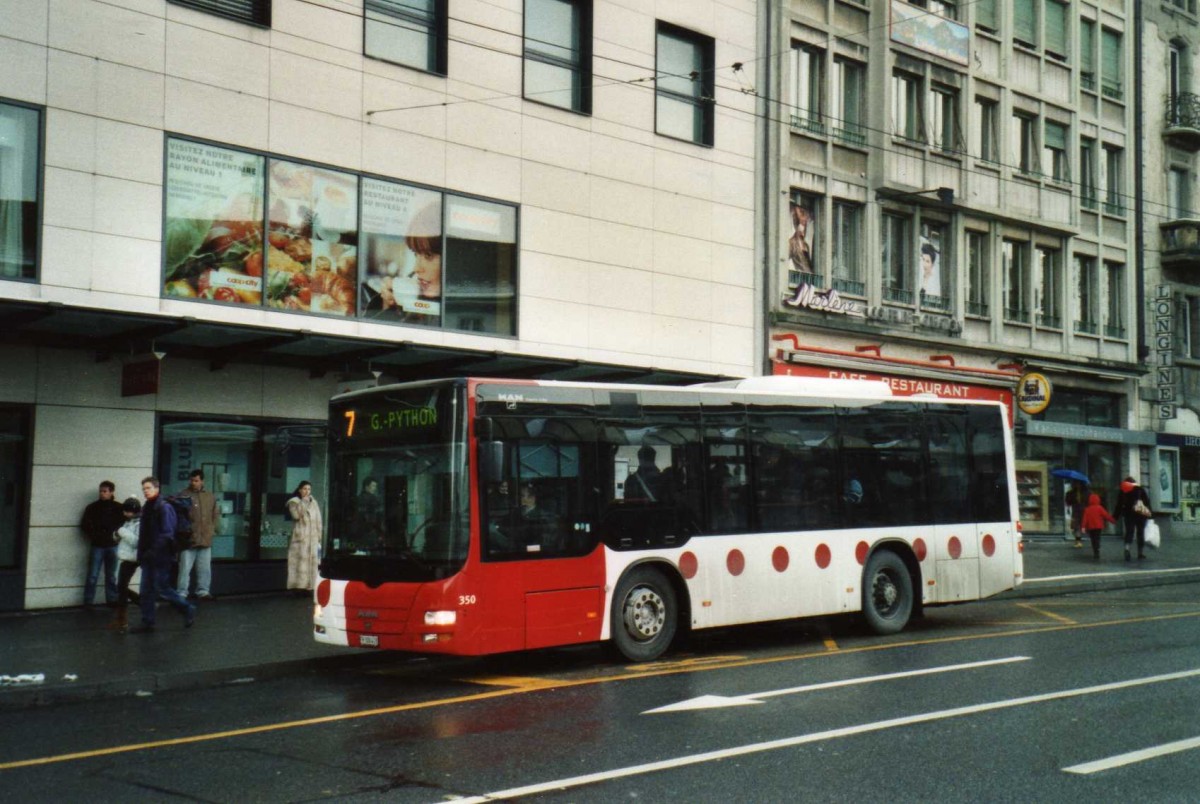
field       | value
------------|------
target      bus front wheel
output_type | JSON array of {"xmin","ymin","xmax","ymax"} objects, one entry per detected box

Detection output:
[
  {"xmin": 862, "ymin": 550, "xmax": 913, "ymax": 635},
  {"xmin": 612, "ymin": 567, "xmax": 677, "ymax": 662}
]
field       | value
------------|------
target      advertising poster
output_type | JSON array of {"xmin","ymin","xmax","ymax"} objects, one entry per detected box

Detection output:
[
  {"xmin": 919, "ymin": 222, "xmax": 946, "ymax": 301},
  {"xmin": 266, "ymin": 160, "xmax": 359, "ymax": 317},
  {"xmin": 360, "ymin": 178, "xmax": 443, "ymax": 327},
  {"xmin": 890, "ymin": 0, "xmax": 969, "ymax": 66},
  {"xmin": 163, "ymin": 140, "xmax": 265, "ymax": 305},
  {"xmin": 782, "ymin": 193, "xmax": 817, "ymax": 305}
]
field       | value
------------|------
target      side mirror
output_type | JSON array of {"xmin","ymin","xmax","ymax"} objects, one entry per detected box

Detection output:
[{"xmin": 480, "ymin": 441, "xmax": 505, "ymax": 484}]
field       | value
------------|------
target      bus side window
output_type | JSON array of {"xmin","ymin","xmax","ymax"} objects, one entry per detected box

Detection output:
[
  {"xmin": 925, "ymin": 406, "xmax": 971, "ymax": 524},
  {"xmin": 968, "ymin": 407, "xmax": 1011, "ymax": 522},
  {"xmin": 598, "ymin": 422, "xmax": 702, "ymax": 548}
]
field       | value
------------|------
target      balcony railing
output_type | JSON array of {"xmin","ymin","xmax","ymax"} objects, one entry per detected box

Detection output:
[
  {"xmin": 1103, "ymin": 198, "xmax": 1126, "ymax": 216},
  {"xmin": 920, "ymin": 291, "xmax": 951, "ymax": 312},
  {"xmin": 1074, "ymin": 319, "xmax": 1099, "ymax": 335},
  {"xmin": 833, "ymin": 125, "xmax": 867, "ymax": 147},
  {"xmin": 1160, "ymin": 219, "xmax": 1200, "ymax": 269},
  {"xmin": 1101, "ymin": 80, "xmax": 1124, "ymax": 101},
  {"xmin": 1005, "ymin": 307, "xmax": 1031, "ymax": 325},
  {"xmin": 966, "ymin": 299, "xmax": 990, "ymax": 317},
  {"xmin": 1104, "ymin": 323, "xmax": 1127, "ymax": 339},
  {"xmin": 1165, "ymin": 92, "xmax": 1200, "ymax": 151},
  {"xmin": 1037, "ymin": 312, "xmax": 1063, "ymax": 330},
  {"xmin": 832, "ymin": 277, "xmax": 865, "ymax": 296},
  {"xmin": 789, "ymin": 270, "xmax": 824, "ymax": 290},
  {"xmin": 790, "ymin": 114, "xmax": 827, "ymax": 137},
  {"xmin": 883, "ymin": 285, "xmax": 914, "ymax": 305}
]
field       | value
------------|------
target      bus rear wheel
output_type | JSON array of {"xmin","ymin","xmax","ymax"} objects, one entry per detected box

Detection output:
[
  {"xmin": 862, "ymin": 550, "xmax": 913, "ymax": 635},
  {"xmin": 612, "ymin": 567, "xmax": 677, "ymax": 662}
]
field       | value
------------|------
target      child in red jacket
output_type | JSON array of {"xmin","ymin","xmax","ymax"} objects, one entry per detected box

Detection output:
[{"xmin": 1080, "ymin": 493, "xmax": 1117, "ymax": 558}]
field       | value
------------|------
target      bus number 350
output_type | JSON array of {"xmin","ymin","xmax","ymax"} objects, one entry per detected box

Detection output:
[{"xmin": 459, "ymin": 595, "xmax": 477, "ymax": 606}]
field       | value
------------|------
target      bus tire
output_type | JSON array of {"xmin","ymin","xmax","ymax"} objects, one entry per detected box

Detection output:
[
  {"xmin": 862, "ymin": 550, "xmax": 913, "ymax": 635},
  {"xmin": 612, "ymin": 567, "xmax": 677, "ymax": 662}
]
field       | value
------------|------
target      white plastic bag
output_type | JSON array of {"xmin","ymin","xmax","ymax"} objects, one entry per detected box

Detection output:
[{"xmin": 1144, "ymin": 519, "xmax": 1161, "ymax": 549}]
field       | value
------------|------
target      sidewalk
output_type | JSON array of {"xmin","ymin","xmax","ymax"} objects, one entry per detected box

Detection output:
[{"xmin": 2, "ymin": 536, "xmax": 1199, "ymax": 710}]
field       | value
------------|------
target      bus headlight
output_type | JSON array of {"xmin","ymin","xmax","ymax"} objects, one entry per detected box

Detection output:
[{"xmin": 424, "ymin": 610, "xmax": 457, "ymax": 626}]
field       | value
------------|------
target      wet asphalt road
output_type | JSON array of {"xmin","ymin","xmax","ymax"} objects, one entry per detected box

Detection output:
[{"xmin": 1, "ymin": 584, "xmax": 1199, "ymax": 803}]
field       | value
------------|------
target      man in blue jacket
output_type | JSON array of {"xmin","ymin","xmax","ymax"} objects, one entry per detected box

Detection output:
[{"xmin": 130, "ymin": 477, "xmax": 196, "ymax": 633}]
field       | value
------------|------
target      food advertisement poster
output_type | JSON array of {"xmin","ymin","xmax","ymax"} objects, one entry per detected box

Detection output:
[
  {"xmin": 164, "ymin": 140, "xmax": 266, "ymax": 305},
  {"xmin": 266, "ymin": 160, "xmax": 359, "ymax": 317},
  {"xmin": 360, "ymin": 178, "xmax": 442, "ymax": 326}
]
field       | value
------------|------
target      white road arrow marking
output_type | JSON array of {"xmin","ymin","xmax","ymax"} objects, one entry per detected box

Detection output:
[
  {"xmin": 1063, "ymin": 735, "xmax": 1200, "ymax": 774},
  {"xmin": 642, "ymin": 655, "xmax": 1031, "ymax": 714}
]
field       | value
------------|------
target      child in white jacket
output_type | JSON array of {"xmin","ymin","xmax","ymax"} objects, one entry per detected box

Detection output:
[{"xmin": 110, "ymin": 498, "xmax": 142, "ymax": 631}]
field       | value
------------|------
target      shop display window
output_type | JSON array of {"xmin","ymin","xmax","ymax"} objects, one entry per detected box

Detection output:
[
  {"xmin": 158, "ymin": 419, "xmax": 327, "ymax": 561},
  {"xmin": 161, "ymin": 137, "xmax": 518, "ymax": 336},
  {"xmin": 0, "ymin": 407, "xmax": 30, "ymax": 569}
]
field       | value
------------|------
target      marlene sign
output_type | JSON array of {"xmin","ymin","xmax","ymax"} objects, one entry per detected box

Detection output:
[
  {"xmin": 782, "ymin": 284, "xmax": 862, "ymax": 315},
  {"xmin": 1016, "ymin": 372, "xmax": 1052, "ymax": 415}
]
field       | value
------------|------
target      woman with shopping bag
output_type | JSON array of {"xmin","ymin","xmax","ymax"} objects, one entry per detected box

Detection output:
[{"xmin": 1113, "ymin": 476, "xmax": 1153, "ymax": 561}]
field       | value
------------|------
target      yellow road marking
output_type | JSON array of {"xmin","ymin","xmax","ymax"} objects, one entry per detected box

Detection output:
[
  {"xmin": 4, "ymin": 608, "xmax": 1200, "ymax": 772},
  {"xmin": 459, "ymin": 676, "xmax": 559, "ymax": 690},
  {"xmin": 1015, "ymin": 602, "xmax": 1077, "ymax": 625}
]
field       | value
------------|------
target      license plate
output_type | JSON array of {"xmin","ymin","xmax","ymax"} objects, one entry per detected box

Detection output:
[{"xmin": 359, "ymin": 634, "xmax": 379, "ymax": 647}]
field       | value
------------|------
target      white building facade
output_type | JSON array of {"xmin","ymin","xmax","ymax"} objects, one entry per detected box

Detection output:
[{"xmin": 0, "ymin": 0, "xmax": 761, "ymax": 609}]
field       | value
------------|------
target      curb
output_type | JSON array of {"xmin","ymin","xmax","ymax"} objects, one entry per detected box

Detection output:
[
  {"xmin": 999, "ymin": 567, "xmax": 1200, "ymax": 599},
  {"xmin": 0, "ymin": 651, "xmax": 384, "ymax": 711}
]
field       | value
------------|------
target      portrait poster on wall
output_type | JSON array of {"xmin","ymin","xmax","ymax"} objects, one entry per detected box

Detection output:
[
  {"xmin": 163, "ymin": 140, "xmax": 265, "ymax": 305},
  {"xmin": 360, "ymin": 179, "xmax": 443, "ymax": 327},
  {"xmin": 266, "ymin": 160, "xmax": 359, "ymax": 317}
]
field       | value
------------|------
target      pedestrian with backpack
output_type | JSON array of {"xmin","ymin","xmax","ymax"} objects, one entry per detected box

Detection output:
[{"xmin": 130, "ymin": 477, "xmax": 196, "ymax": 633}]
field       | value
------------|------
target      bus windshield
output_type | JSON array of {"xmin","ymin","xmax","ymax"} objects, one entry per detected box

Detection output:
[{"xmin": 324, "ymin": 383, "xmax": 469, "ymax": 582}]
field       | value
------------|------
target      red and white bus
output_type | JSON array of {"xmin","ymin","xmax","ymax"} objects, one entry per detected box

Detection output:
[{"xmin": 313, "ymin": 376, "xmax": 1021, "ymax": 661}]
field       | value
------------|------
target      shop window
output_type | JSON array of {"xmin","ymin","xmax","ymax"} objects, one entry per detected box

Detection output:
[
  {"xmin": 162, "ymin": 137, "xmax": 519, "ymax": 337},
  {"xmin": 523, "ymin": 0, "xmax": 591, "ymax": 113},
  {"xmin": 158, "ymin": 419, "xmax": 327, "ymax": 562},
  {"xmin": 0, "ymin": 101, "xmax": 40, "ymax": 282},
  {"xmin": 365, "ymin": 0, "xmax": 447, "ymax": 74},
  {"xmin": 0, "ymin": 407, "xmax": 29, "ymax": 569},
  {"xmin": 655, "ymin": 23, "xmax": 715, "ymax": 146},
  {"xmin": 169, "ymin": 0, "xmax": 270, "ymax": 26}
]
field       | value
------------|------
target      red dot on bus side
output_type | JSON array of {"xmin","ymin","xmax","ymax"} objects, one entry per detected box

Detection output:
[
  {"xmin": 982, "ymin": 534, "xmax": 996, "ymax": 557},
  {"xmin": 815, "ymin": 543, "xmax": 831, "ymax": 569},
  {"xmin": 772, "ymin": 546, "xmax": 789, "ymax": 572},
  {"xmin": 679, "ymin": 552, "xmax": 698, "ymax": 579},
  {"xmin": 855, "ymin": 541, "xmax": 869, "ymax": 565},
  {"xmin": 948, "ymin": 536, "xmax": 962, "ymax": 559},
  {"xmin": 913, "ymin": 538, "xmax": 927, "ymax": 562},
  {"xmin": 316, "ymin": 579, "xmax": 331, "ymax": 607},
  {"xmin": 726, "ymin": 549, "xmax": 745, "ymax": 576}
]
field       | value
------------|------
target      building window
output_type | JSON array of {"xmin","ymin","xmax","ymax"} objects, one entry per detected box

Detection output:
[
  {"xmin": 169, "ymin": 0, "xmax": 270, "ymax": 26},
  {"xmin": 975, "ymin": 0, "xmax": 997, "ymax": 32},
  {"xmin": 656, "ymin": 23, "xmax": 715, "ymax": 146},
  {"xmin": 365, "ymin": 0, "xmax": 447, "ymax": 74},
  {"xmin": 833, "ymin": 58, "xmax": 866, "ymax": 146},
  {"xmin": 157, "ymin": 418, "xmax": 326, "ymax": 562},
  {"xmin": 928, "ymin": 85, "xmax": 960, "ymax": 152},
  {"xmin": 832, "ymin": 201, "xmax": 863, "ymax": 295},
  {"xmin": 786, "ymin": 192, "xmax": 820, "ymax": 290},
  {"xmin": 966, "ymin": 230, "xmax": 989, "ymax": 317},
  {"xmin": 1012, "ymin": 112, "xmax": 1038, "ymax": 176},
  {"xmin": 909, "ymin": 0, "xmax": 958, "ymax": 19},
  {"xmin": 1044, "ymin": 0, "xmax": 1068, "ymax": 60},
  {"xmin": 1181, "ymin": 297, "xmax": 1200, "ymax": 359},
  {"xmin": 973, "ymin": 97, "xmax": 998, "ymax": 163},
  {"xmin": 1003, "ymin": 239, "xmax": 1031, "ymax": 324},
  {"xmin": 892, "ymin": 71, "xmax": 924, "ymax": 143},
  {"xmin": 1080, "ymin": 137, "xmax": 1098, "ymax": 209},
  {"xmin": 882, "ymin": 212, "xmax": 913, "ymax": 304},
  {"xmin": 1035, "ymin": 245, "xmax": 1062, "ymax": 329},
  {"xmin": 1168, "ymin": 167, "xmax": 1191, "ymax": 219},
  {"xmin": 1043, "ymin": 121, "xmax": 1068, "ymax": 182},
  {"xmin": 919, "ymin": 221, "xmax": 949, "ymax": 311},
  {"xmin": 1074, "ymin": 255, "xmax": 1099, "ymax": 335},
  {"xmin": 1103, "ymin": 145, "xmax": 1125, "ymax": 215},
  {"xmin": 162, "ymin": 137, "xmax": 518, "ymax": 336},
  {"xmin": 1079, "ymin": 19, "xmax": 1096, "ymax": 92},
  {"xmin": 1100, "ymin": 28, "xmax": 1123, "ymax": 101},
  {"xmin": 0, "ymin": 406, "xmax": 29, "ymax": 570},
  {"xmin": 790, "ymin": 44, "xmax": 825, "ymax": 135},
  {"xmin": 524, "ymin": 0, "xmax": 591, "ymax": 113},
  {"xmin": 1014, "ymin": 0, "xmax": 1038, "ymax": 48},
  {"xmin": 1104, "ymin": 260, "xmax": 1126, "ymax": 339},
  {"xmin": 0, "ymin": 101, "xmax": 39, "ymax": 282},
  {"xmin": 1166, "ymin": 0, "xmax": 1198, "ymax": 13}
]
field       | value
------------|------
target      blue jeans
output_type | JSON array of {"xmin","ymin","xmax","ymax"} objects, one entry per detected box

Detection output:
[
  {"xmin": 138, "ymin": 539, "xmax": 193, "ymax": 626},
  {"xmin": 176, "ymin": 546, "xmax": 212, "ymax": 597},
  {"xmin": 85, "ymin": 546, "xmax": 119, "ymax": 605}
]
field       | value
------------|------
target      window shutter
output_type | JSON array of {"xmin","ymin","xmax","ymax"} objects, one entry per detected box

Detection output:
[
  {"xmin": 976, "ymin": 0, "xmax": 996, "ymax": 30},
  {"xmin": 1013, "ymin": 0, "xmax": 1036, "ymax": 45},
  {"xmin": 1079, "ymin": 21, "xmax": 1095, "ymax": 72},
  {"xmin": 1101, "ymin": 29, "xmax": 1121, "ymax": 83},
  {"xmin": 169, "ymin": 0, "xmax": 270, "ymax": 26},
  {"xmin": 1044, "ymin": 1, "xmax": 1067, "ymax": 56},
  {"xmin": 1044, "ymin": 121, "xmax": 1066, "ymax": 151}
]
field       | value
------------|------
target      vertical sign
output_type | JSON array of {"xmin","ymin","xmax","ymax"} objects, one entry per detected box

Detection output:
[{"xmin": 1155, "ymin": 285, "xmax": 1176, "ymax": 419}]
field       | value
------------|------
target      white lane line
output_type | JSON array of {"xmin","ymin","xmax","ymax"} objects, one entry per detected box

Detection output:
[
  {"xmin": 643, "ymin": 656, "xmax": 1031, "ymax": 713},
  {"xmin": 1063, "ymin": 735, "xmax": 1200, "ymax": 775},
  {"xmin": 446, "ymin": 667, "xmax": 1200, "ymax": 804}
]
